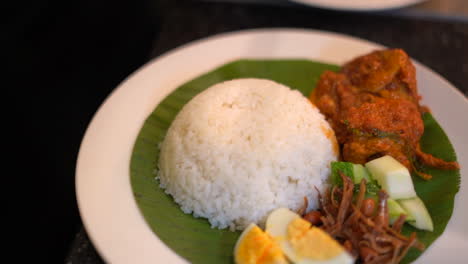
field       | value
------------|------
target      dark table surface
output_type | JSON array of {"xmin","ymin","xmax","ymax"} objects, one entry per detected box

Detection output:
[{"xmin": 13, "ymin": 0, "xmax": 466, "ymax": 263}]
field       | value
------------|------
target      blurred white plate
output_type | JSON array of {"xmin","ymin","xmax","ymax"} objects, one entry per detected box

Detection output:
[
  {"xmin": 291, "ymin": 0, "xmax": 426, "ymax": 11},
  {"xmin": 76, "ymin": 28, "xmax": 468, "ymax": 264}
]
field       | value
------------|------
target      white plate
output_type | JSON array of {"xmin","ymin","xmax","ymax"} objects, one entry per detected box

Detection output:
[
  {"xmin": 76, "ymin": 28, "xmax": 468, "ymax": 264},
  {"xmin": 290, "ymin": 0, "xmax": 426, "ymax": 11}
]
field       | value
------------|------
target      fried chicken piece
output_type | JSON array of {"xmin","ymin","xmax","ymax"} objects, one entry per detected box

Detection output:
[
  {"xmin": 311, "ymin": 71, "xmax": 351, "ymax": 143},
  {"xmin": 344, "ymin": 98, "xmax": 424, "ymax": 148},
  {"xmin": 342, "ymin": 137, "xmax": 411, "ymax": 169},
  {"xmin": 415, "ymin": 145, "xmax": 459, "ymax": 170},
  {"xmin": 341, "ymin": 49, "xmax": 419, "ymax": 104},
  {"xmin": 311, "ymin": 49, "xmax": 459, "ymax": 178}
]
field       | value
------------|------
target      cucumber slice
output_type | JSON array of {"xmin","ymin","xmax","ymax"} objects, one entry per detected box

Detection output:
[
  {"xmin": 398, "ymin": 197, "xmax": 434, "ymax": 231},
  {"xmin": 388, "ymin": 198, "xmax": 414, "ymax": 224},
  {"xmin": 365, "ymin": 156, "xmax": 416, "ymax": 199},
  {"xmin": 331, "ymin": 162, "xmax": 372, "ymax": 185},
  {"xmin": 352, "ymin": 164, "xmax": 371, "ymax": 184}
]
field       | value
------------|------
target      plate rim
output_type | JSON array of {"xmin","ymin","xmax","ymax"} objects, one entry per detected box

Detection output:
[
  {"xmin": 75, "ymin": 28, "xmax": 468, "ymax": 264},
  {"xmin": 290, "ymin": 0, "xmax": 426, "ymax": 11}
]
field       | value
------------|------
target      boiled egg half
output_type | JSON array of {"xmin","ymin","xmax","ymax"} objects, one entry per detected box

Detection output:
[
  {"xmin": 265, "ymin": 208, "xmax": 354, "ymax": 264},
  {"xmin": 234, "ymin": 223, "xmax": 288, "ymax": 264}
]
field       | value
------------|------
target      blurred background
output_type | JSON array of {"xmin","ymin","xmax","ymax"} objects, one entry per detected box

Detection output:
[{"xmin": 9, "ymin": 0, "xmax": 466, "ymax": 263}]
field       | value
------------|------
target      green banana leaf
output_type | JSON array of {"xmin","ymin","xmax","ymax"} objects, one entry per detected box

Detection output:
[{"xmin": 130, "ymin": 59, "xmax": 460, "ymax": 264}]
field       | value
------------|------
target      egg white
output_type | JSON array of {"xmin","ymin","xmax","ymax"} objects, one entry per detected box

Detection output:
[{"xmin": 265, "ymin": 208, "xmax": 354, "ymax": 264}]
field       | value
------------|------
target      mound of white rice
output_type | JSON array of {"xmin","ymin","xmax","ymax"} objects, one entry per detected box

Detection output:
[{"xmin": 157, "ymin": 78, "xmax": 337, "ymax": 231}]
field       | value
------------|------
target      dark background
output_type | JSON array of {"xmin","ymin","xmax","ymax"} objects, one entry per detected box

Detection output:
[
  {"xmin": 10, "ymin": 0, "xmax": 159, "ymax": 262},
  {"xmin": 9, "ymin": 0, "xmax": 466, "ymax": 263}
]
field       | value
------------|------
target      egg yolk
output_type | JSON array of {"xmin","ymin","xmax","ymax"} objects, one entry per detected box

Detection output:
[
  {"xmin": 287, "ymin": 218, "xmax": 343, "ymax": 260},
  {"xmin": 235, "ymin": 224, "xmax": 288, "ymax": 264}
]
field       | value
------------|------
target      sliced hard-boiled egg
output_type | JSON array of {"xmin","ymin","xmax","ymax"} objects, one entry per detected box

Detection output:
[
  {"xmin": 265, "ymin": 207, "xmax": 301, "ymax": 261},
  {"xmin": 234, "ymin": 223, "xmax": 288, "ymax": 264},
  {"xmin": 265, "ymin": 208, "xmax": 354, "ymax": 264}
]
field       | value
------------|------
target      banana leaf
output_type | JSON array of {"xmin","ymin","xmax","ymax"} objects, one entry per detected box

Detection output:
[{"xmin": 130, "ymin": 59, "xmax": 460, "ymax": 264}]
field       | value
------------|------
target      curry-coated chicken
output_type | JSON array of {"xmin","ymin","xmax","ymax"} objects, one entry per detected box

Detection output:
[{"xmin": 311, "ymin": 49, "xmax": 459, "ymax": 179}]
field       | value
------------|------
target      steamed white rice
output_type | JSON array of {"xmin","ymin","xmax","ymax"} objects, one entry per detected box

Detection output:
[{"xmin": 157, "ymin": 78, "xmax": 337, "ymax": 230}]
